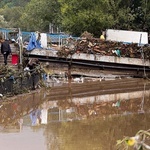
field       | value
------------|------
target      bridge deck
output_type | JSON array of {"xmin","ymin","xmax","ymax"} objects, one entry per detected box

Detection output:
[{"xmin": 24, "ymin": 49, "xmax": 150, "ymax": 78}]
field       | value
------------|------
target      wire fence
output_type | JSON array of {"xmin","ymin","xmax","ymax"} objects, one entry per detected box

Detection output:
[{"xmin": 0, "ymin": 74, "xmax": 41, "ymax": 96}]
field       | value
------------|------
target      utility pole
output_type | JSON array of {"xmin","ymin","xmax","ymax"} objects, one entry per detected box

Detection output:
[{"xmin": 18, "ymin": 28, "xmax": 23, "ymax": 65}]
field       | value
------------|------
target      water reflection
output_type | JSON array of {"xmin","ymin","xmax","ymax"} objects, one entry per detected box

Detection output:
[
  {"xmin": 29, "ymin": 102, "xmax": 49, "ymax": 126},
  {"xmin": 0, "ymin": 79, "xmax": 149, "ymax": 150}
]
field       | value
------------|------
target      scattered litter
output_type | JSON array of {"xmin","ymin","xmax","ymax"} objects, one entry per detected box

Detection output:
[{"xmin": 112, "ymin": 101, "xmax": 120, "ymax": 107}]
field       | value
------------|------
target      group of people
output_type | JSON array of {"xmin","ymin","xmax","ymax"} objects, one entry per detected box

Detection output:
[{"xmin": 0, "ymin": 38, "xmax": 12, "ymax": 65}]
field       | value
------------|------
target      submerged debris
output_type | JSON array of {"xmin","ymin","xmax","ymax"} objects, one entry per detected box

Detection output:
[{"xmin": 116, "ymin": 129, "xmax": 150, "ymax": 150}]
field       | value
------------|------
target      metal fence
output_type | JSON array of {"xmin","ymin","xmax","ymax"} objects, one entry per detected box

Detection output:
[{"xmin": 0, "ymin": 74, "xmax": 40, "ymax": 96}]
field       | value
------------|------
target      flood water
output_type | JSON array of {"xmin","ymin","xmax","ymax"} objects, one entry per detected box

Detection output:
[{"xmin": 0, "ymin": 78, "xmax": 150, "ymax": 150}]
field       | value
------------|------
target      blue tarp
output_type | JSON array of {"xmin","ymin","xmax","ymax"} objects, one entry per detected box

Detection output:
[{"xmin": 26, "ymin": 32, "xmax": 42, "ymax": 51}]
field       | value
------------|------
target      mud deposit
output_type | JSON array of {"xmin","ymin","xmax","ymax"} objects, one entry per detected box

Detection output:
[{"xmin": 0, "ymin": 78, "xmax": 149, "ymax": 150}]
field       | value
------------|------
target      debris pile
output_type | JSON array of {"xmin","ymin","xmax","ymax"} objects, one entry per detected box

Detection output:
[{"xmin": 57, "ymin": 38, "xmax": 150, "ymax": 60}]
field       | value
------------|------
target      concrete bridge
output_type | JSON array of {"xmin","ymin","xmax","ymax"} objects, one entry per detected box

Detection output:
[{"xmin": 24, "ymin": 49, "xmax": 150, "ymax": 78}]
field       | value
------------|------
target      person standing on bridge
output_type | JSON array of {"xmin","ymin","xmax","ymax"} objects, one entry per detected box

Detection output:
[
  {"xmin": 100, "ymin": 31, "xmax": 105, "ymax": 40},
  {"xmin": 0, "ymin": 38, "xmax": 11, "ymax": 65}
]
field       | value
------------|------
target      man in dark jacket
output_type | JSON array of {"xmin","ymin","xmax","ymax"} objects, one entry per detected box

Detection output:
[{"xmin": 0, "ymin": 39, "xmax": 11, "ymax": 65}]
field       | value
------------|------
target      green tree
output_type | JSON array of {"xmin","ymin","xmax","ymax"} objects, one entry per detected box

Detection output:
[
  {"xmin": 0, "ymin": 0, "xmax": 30, "ymax": 29},
  {"xmin": 0, "ymin": 6, "xmax": 24, "ymax": 28},
  {"xmin": 58, "ymin": 0, "xmax": 115, "ymax": 36},
  {"xmin": 58, "ymin": 0, "xmax": 136, "ymax": 36},
  {"xmin": 0, "ymin": 0, "xmax": 149, "ymax": 35},
  {"xmin": 19, "ymin": 0, "xmax": 61, "ymax": 32},
  {"xmin": 0, "ymin": 15, "xmax": 8, "ymax": 28},
  {"xmin": 0, "ymin": 0, "xmax": 30, "ymax": 8},
  {"xmin": 127, "ymin": 0, "xmax": 150, "ymax": 31}
]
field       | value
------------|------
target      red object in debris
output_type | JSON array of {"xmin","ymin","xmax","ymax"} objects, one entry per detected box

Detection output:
[{"xmin": 12, "ymin": 54, "xmax": 19, "ymax": 65}]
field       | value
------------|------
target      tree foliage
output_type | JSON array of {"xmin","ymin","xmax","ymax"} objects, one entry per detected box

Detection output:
[
  {"xmin": 19, "ymin": 0, "xmax": 61, "ymax": 32},
  {"xmin": 0, "ymin": 0, "xmax": 150, "ymax": 37},
  {"xmin": 0, "ymin": 6, "xmax": 24, "ymax": 28},
  {"xmin": 0, "ymin": 15, "xmax": 8, "ymax": 28}
]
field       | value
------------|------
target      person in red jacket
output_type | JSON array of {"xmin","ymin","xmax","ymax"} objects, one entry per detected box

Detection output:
[{"xmin": 0, "ymin": 38, "xmax": 11, "ymax": 65}]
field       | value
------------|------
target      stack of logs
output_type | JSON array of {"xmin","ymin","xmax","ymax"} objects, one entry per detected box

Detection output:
[{"xmin": 57, "ymin": 38, "xmax": 150, "ymax": 60}]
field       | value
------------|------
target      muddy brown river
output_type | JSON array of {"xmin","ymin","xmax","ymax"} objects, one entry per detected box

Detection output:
[{"xmin": 0, "ymin": 78, "xmax": 149, "ymax": 150}]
